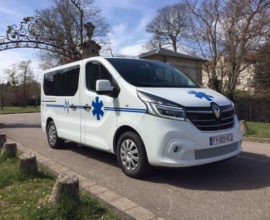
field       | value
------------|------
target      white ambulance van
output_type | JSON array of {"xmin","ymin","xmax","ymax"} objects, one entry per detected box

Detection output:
[{"xmin": 41, "ymin": 57, "xmax": 242, "ymax": 178}]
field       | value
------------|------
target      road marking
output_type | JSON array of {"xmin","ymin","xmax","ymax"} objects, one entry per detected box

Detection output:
[{"xmin": 237, "ymin": 155, "xmax": 270, "ymax": 164}]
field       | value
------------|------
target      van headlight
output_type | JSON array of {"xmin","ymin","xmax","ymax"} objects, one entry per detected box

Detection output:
[{"xmin": 137, "ymin": 91, "xmax": 186, "ymax": 120}]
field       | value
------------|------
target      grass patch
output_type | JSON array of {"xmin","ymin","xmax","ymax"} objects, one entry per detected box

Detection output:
[
  {"xmin": 245, "ymin": 122, "xmax": 270, "ymax": 139},
  {"xmin": 0, "ymin": 106, "xmax": 40, "ymax": 114},
  {"xmin": 0, "ymin": 155, "xmax": 119, "ymax": 220}
]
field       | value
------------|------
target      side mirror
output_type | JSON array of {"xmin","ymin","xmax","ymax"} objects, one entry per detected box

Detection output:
[{"xmin": 96, "ymin": 80, "xmax": 114, "ymax": 96}]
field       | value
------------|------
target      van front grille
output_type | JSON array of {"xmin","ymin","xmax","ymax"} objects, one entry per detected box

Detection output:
[
  {"xmin": 186, "ymin": 105, "xmax": 235, "ymax": 131},
  {"xmin": 194, "ymin": 142, "xmax": 239, "ymax": 160}
]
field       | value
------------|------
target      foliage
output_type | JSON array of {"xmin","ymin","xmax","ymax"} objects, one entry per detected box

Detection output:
[
  {"xmin": 0, "ymin": 156, "xmax": 119, "ymax": 220},
  {"xmin": 245, "ymin": 122, "xmax": 270, "ymax": 139},
  {"xmin": 252, "ymin": 40, "xmax": 270, "ymax": 93}
]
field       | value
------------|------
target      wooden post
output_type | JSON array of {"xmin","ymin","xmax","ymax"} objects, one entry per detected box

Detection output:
[
  {"xmin": 18, "ymin": 152, "xmax": 38, "ymax": 175},
  {"xmin": 48, "ymin": 173, "xmax": 79, "ymax": 204},
  {"xmin": 0, "ymin": 133, "xmax": 6, "ymax": 148},
  {"xmin": 1, "ymin": 142, "xmax": 17, "ymax": 157}
]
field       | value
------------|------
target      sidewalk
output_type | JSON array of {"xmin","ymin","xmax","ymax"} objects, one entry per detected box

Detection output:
[{"xmin": 10, "ymin": 137, "xmax": 163, "ymax": 220}]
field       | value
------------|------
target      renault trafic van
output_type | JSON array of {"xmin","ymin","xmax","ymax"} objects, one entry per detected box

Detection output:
[{"xmin": 41, "ymin": 57, "xmax": 242, "ymax": 178}]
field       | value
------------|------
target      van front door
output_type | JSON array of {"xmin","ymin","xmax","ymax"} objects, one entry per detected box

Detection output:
[{"xmin": 80, "ymin": 61, "xmax": 118, "ymax": 151}]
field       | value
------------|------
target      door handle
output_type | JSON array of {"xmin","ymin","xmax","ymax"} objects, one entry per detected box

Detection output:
[
  {"xmin": 83, "ymin": 104, "xmax": 92, "ymax": 111},
  {"xmin": 70, "ymin": 104, "xmax": 77, "ymax": 110}
]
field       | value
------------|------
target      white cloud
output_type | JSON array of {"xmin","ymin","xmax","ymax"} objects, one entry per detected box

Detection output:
[
  {"xmin": 94, "ymin": 0, "xmax": 142, "ymax": 16},
  {"xmin": 120, "ymin": 43, "xmax": 145, "ymax": 56},
  {"xmin": 0, "ymin": 49, "xmax": 41, "ymax": 82},
  {"xmin": 107, "ymin": 23, "xmax": 127, "ymax": 55}
]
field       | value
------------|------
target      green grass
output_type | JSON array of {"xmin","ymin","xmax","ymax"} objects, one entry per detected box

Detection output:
[
  {"xmin": 0, "ymin": 155, "xmax": 119, "ymax": 220},
  {"xmin": 0, "ymin": 106, "xmax": 40, "ymax": 114},
  {"xmin": 245, "ymin": 122, "xmax": 270, "ymax": 139}
]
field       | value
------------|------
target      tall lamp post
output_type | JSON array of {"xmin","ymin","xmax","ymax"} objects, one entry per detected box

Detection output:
[{"xmin": 70, "ymin": 0, "xmax": 101, "ymax": 59}]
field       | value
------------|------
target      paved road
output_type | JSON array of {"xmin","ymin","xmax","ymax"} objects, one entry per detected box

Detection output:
[{"xmin": 1, "ymin": 113, "xmax": 270, "ymax": 220}]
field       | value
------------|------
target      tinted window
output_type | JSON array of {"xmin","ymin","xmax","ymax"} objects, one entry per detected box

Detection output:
[
  {"xmin": 86, "ymin": 62, "xmax": 112, "ymax": 91},
  {"xmin": 43, "ymin": 66, "xmax": 80, "ymax": 96},
  {"xmin": 44, "ymin": 72, "xmax": 57, "ymax": 96},
  {"xmin": 106, "ymin": 58, "xmax": 198, "ymax": 88}
]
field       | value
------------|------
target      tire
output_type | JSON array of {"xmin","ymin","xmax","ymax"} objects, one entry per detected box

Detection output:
[
  {"xmin": 116, "ymin": 131, "xmax": 151, "ymax": 178},
  {"xmin": 46, "ymin": 120, "xmax": 63, "ymax": 148}
]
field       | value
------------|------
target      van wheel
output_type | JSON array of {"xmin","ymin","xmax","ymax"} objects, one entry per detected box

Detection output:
[
  {"xmin": 46, "ymin": 121, "xmax": 63, "ymax": 148},
  {"xmin": 116, "ymin": 131, "xmax": 150, "ymax": 178}
]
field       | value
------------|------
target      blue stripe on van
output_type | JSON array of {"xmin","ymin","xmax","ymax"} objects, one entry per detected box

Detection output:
[
  {"xmin": 104, "ymin": 107, "xmax": 146, "ymax": 113},
  {"xmin": 46, "ymin": 104, "xmax": 146, "ymax": 113}
]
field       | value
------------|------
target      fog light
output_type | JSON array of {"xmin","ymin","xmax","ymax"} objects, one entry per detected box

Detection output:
[{"xmin": 173, "ymin": 146, "xmax": 178, "ymax": 153}]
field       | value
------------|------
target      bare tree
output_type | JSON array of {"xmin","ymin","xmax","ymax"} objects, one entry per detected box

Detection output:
[
  {"xmin": 18, "ymin": 60, "xmax": 34, "ymax": 107},
  {"xmin": 185, "ymin": 0, "xmax": 269, "ymax": 97},
  {"xmin": 142, "ymin": 35, "xmax": 166, "ymax": 52},
  {"xmin": 3, "ymin": 65, "xmax": 18, "ymax": 109},
  {"xmin": 4, "ymin": 64, "xmax": 18, "ymax": 86},
  {"xmin": 37, "ymin": 0, "xmax": 109, "ymax": 68},
  {"xmin": 0, "ymin": 81, "xmax": 4, "ymax": 110},
  {"xmin": 100, "ymin": 36, "xmax": 114, "ymax": 57},
  {"xmin": 222, "ymin": 0, "xmax": 269, "ymax": 97},
  {"xmin": 185, "ymin": 0, "xmax": 225, "ymax": 90},
  {"xmin": 145, "ymin": 3, "xmax": 189, "ymax": 52}
]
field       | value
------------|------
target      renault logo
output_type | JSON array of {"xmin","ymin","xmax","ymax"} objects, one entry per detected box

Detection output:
[{"xmin": 211, "ymin": 103, "xmax": 221, "ymax": 118}]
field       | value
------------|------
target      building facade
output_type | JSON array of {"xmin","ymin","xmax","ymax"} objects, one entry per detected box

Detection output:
[{"xmin": 139, "ymin": 48, "xmax": 206, "ymax": 84}]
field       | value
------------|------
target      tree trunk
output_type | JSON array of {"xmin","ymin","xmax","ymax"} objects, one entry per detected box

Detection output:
[
  {"xmin": 23, "ymin": 75, "xmax": 26, "ymax": 108},
  {"xmin": 172, "ymin": 39, "xmax": 177, "ymax": 52},
  {"xmin": 48, "ymin": 173, "xmax": 79, "ymax": 204},
  {"xmin": 18, "ymin": 152, "xmax": 38, "ymax": 175},
  {"xmin": 1, "ymin": 84, "xmax": 4, "ymax": 110},
  {"xmin": 1, "ymin": 142, "xmax": 17, "ymax": 157}
]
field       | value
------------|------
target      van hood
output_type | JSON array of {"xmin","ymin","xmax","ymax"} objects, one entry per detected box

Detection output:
[{"xmin": 138, "ymin": 87, "xmax": 232, "ymax": 107}]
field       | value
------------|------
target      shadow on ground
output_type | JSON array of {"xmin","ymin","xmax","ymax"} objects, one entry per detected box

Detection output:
[
  {"xmin": 146, "ymin": 151, "xmax": 270, "ymax": 191},
  {"xmin": 57, "ymin": 141, "xmax": 270, "ymax": 192}
]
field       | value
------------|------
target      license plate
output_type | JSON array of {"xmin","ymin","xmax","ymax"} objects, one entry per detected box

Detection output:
[{"xmin": 210, "ymin": 133, "xmax": 233, "ymax": 145}]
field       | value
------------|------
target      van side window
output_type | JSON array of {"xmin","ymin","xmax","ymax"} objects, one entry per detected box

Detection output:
[
  {"xmin": 56, "ymin": 67, "xmax": 80, "ymax": 96},
  {"xmin": 44, "ymin": 72, "xmax": 57, "ymax": 96},
  {"xmin": 43, "ymin": 66, "xmax": 80, "ymax": 96},
  {"xmin": 86, "ymin": 62, "xmax": 112, "ymax": 91}
]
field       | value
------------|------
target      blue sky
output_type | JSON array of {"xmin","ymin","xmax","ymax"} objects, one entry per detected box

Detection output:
[{"xmin": 0, "ymin": 0, "xmax": 180, "ymax": 79}]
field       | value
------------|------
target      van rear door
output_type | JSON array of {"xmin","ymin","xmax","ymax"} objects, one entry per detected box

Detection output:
[{"xmin": 52, "ymin": 65, "xmax": 81, "ymax": 143}]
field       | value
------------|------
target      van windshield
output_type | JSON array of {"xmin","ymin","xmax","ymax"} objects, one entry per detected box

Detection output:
[{"xmin": 106, "ymin": 58, "xmax": 199, "ymax": 88}]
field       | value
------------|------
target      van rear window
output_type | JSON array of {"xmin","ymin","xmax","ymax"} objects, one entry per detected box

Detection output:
[{"xmin": 43, "ymin": 66, "xmax": 80, "ymax": 96}]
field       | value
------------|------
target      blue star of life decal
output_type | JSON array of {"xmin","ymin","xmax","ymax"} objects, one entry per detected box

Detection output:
[
  {"xmin": 92, "ymin": 97, "xmax": 104, "ymax": 120},
  {"xmin": 64, "ymin": 100, "xmax": 70, "ymax": 113},
  {"xmin": 188, "ymin": 90, "xmax": 214, "ymax": 101}
]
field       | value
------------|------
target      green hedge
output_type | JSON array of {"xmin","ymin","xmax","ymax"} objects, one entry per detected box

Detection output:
[{"xmin": 234, "ymin": 95, "xmax": 270, "ymax": 122}]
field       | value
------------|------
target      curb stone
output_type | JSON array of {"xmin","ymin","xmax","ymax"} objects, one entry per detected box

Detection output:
[
  {"xmin": 7, "ymin": 137, "xmax": 163, "ymax": 220},
  {"xmin": 244, "ymin": 136, "xmax": 270, "ymax": 144}
]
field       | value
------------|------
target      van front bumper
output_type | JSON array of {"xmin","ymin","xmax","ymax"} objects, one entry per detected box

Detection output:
[{"xmin": 137, "ymin": 115, "xmax": 242, "ymax": 168}]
